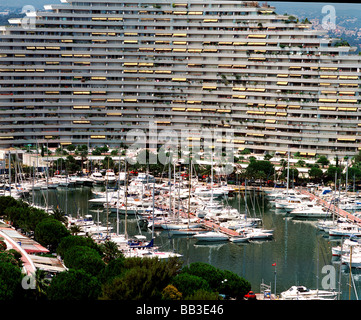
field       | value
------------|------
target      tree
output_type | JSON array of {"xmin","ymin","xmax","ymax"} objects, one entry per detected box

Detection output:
[
  {"xmin": 63, "ymin": 245, "xmax": 105, "ymax": 277},
  {"xmin": 102, "ymin": 156, "xmax": 114, "ymax": 170},
  {"xmin": 264, "ymin": 153, "xmax": 273, "ymax": 161},
  {"xmin": 101, "ymin": 266, "xmax": 154, "ymax": 300},
  {"xmin": 92, "ymin": 148, "xmax": 102, "ymax": 156},
  {"xmin": 66, "ymin": 144, "xmax": 76, "ymax": 152},
  {"xmin": 47, "ymin": 269, "xmax": 101, "ymax": 300},
  {"xmin": 76, "ymin": 144, "xmax": 89, "ymax": 172},
  {"xmin": 348, "ymin": 166, "xmax": 361, "ymax": 181},
  {"xmin": 100, "ymin": 257, "xmax": 126, "ymax": 284},
  {"xmin": 280, "ymin": 168, "xmax": 299, "ymax": 183},
  {"xmin": 0, "ymin": 196, "xmax": 22, "ymax": 216},
  {"xmin": 245, "ymin": 160, "xmax": 274, "ymax": 181},
  {"xmin": 219, "ymin": 269, "xmax": 251, "ymax": 299},
  {"xmin": 34, "ymin": 218, "xmax": 70, "ymax": 252},
  {"xmin": 325, "ymin": 165, "xmax": 342, "ymax": 182},
  {"xmin": 24, "ymin": 269, "xmax": 51, "ymax": 300},
  {"xmin": 296, "ymin": 159, "xmax": 306, "ymax": 167},
  {"xmin": 51, "ymin": 207, "xmax": 67, "ymax": 224},
  {"xmin": 181, "ymin": 262, "xmax": 224, "ymax": 291},
  {"xmin": 0, "ymin": 260, "xmax": 22, "ymax": 300},
  {"xmin": 316, "ymin": 155, "xmax": 330, "ymax": 168},
  {"xmin": 353, "ymin": 150, "xmax": 361, "ymax": 164},
  {"xmin": 99, "ymin": 240, "xmax": 123, "ymax": 263},
  {"xmin": 185, "ymin": 289, "xmax": 220, "ymax": 300},
  {"xmin": 69, "ymin": 225, "xmax": 81, "ymax": 236},
  {"xmin": 57, "ymin": 235, "xmax": 102, "ymax": 259},
  {"xmin": 308, "ymin": 167, "xmax": 323, "ymax": 182},
  {"xmin": 0, "ymin": 238, "xmax": 6, "ymax": 251},
  {"xmin": 162, "ymin": 284, "xmax": 182, "ymax": 300},
  {"xmin": 180, "ymin": 262, "xmax": 251, "ymax": 299},
  {"xmin": 65, "ymin": 155, "xmax": 80, "ymax": 173},
  {"xmin": 101, "ymin": 257, "xmax": 181, "ymax": 300},
  {"xmin": 0, "ymin": 250, "xmax": 23, "ymax": 268},
  {"xmin": 171, "ymin": 273, "xmax": 211, "ymax": 298}
]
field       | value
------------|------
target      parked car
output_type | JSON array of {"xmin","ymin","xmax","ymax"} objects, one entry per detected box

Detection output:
[{"xmin": 244, "ymin": 291, "xmax": 257, "ymax": 300}]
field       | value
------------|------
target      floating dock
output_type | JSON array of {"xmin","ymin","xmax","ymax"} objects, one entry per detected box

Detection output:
[{"xmin": 300, "ymin": 189, "xmax": 361, "ymax": 226}]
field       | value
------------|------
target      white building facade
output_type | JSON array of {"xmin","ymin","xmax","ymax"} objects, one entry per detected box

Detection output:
[{"xmin": 0, "ymin": 0, "xmax": 360, "ymax": 157}]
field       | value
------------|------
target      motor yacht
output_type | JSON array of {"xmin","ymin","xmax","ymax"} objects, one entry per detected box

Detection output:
[
  {"xmin": 289, "ymin": 203, "xmax": 331, "ymax": 218},
  {"xmin": 280, "ymin": 286, "xmax": 338, "ymax": 300},
  {"xmin": 91, "ymin": 171, "xmax": 104, "ymax": 184},
  {"xmin": 193, "ymin": 231, "xmax": 229, "ymax": 242}
]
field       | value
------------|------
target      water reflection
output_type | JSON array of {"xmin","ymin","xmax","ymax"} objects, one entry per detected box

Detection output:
[{"xmin": 31, "ymin": 187, "xmax": 361, "ymax": 300}]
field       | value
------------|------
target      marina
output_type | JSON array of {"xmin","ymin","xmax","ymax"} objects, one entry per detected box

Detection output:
[{"xmin": 12, "ymin": 169, "xmax": 361, "ymax": 300}]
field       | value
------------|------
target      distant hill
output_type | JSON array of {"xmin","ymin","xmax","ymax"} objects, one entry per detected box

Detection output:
[
  {"xmin": 1, "ymin": 0, "xmax": 361, "ymax": 13},
  {"xmin": 0, "ymin": 0, "xmax": 58, "ymax": 9},
  {"xmin": 269, "ymin": 1, "xmax": 361, "ymax": 19}
]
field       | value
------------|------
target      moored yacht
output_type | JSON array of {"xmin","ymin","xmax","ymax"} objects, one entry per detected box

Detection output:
[
  {"xmin": 329, "ymin": 223, "xmax": 361, "ymax": 237},
  {"xmin": 289, "ymin": 203, "xmax": 330, "ymax": 219},
  {"xmin": 193, "ymin": 231, "xmax": 229, "ymax": 242},
  {"xmin": 280, "ymin": 286, "xmax": 338, "ymax": 300},
  {"xmin": 91, "ymin": 171, "xmax": 104, "ymax": 184},
  {"xmin": 105, "ymin": 169, "xmax": 116, "ymax": 184}
]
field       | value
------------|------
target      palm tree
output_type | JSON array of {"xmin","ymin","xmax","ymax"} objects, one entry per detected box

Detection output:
[
  {"xmin": 52, "ymin": 207, "xmax": 68, "ymax": 224},
  {"xmin": 34, "ymin": 269, "xmax": 51, "ymax": 300},
  {"xmin": 69, "ymin": 225, "xmax": 81, "ymax": 236},
  {"xmin": 100, "ymin": 240, "xmax": 123, "ymax": 263}
]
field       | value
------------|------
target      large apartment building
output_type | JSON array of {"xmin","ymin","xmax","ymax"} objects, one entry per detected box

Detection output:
[{"xmin": 0, "ymin": 0, "xmax": 360, "ymax": 157}]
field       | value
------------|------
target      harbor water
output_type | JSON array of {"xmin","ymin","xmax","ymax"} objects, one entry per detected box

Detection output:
[{"xmin": 31, "ymin": 185, "xmax": 361, "ymax": 300}]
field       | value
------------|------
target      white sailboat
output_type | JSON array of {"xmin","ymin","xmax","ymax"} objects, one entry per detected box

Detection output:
[
  {"xmin": 229, "ymin": 231, "xmax": 250, "ymax": 243},
  {"xmin": 332, "ymin": 237, "xmax": 361, "ymax": 257},
  {"xmin": 193, "ymin": 231, "xmax": 229, "ymax": 242}
]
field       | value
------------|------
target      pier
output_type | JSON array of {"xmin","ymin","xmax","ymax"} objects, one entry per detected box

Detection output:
[
  {"xmin": 200, "ymin": 219, "xmax": 240, "ymax": 237},
  {"xmin": 299, "ymin": 188, "xmax": 361, "ymax": 226},
  {"xmin": 173, "ymin": 204, "xmax": 240, "ymax": 237}
]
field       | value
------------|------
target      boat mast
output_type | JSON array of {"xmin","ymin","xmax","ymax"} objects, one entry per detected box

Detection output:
[
  {"xmin": 338, "ymin": 236, "xmax": 343, "ymax": 300},
  {"xmin": 187, "ymin": 157, "xmax": 192, "ymax": 221},
  {"xmin": 286, "ymin": 147, "xmax": 290, "ymax": 197},
  {"xmin": 106, "ymin": 157, "xmax": 109, "ymax": 236},
  {"xmin": 116, "ymin": 154, "xmax": 121, "ymax": 236},
  {"xmin": 349, "ymin": 245, "xmax": 352, "ymax": 300},
  {"xmin": 8, "ymin": 151, "xmax": 11, "ymax": 198},
  {"xmin": 124, "ymin": 160, "xmax": 128, "ymax": 239},
  {"xmin": 46, "ymin": 141, "xmax": 49, "ymax": 213},
  {"xmin": 178, "ymin": 163, "xmax": 182, "ymax": 225},
  {"xmin": 333, "ymin": 170, "xmax": 337, "ymax": 225},
  {"xmin": 169, "ymin": 153, "xmax": 172, "ymax": 219},
  {"xmin": 245, "ymin": 178, "xmax": 248, "ymax": 221},
  {"xmin": 152, "ymin": 178, "xmax": 155, "ymax": 240},
  {"xmin": 32, "ymin": 161, "xmax": 35, "ymax": 205},
  {"xmin": 211, "ymin": 149, "xmax": 213, "ymax": 205}
]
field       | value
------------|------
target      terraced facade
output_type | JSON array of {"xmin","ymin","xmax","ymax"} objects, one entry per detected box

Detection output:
[{"xmin": 0, "ymin": 0, "xmax": 360, "ymax": 157}]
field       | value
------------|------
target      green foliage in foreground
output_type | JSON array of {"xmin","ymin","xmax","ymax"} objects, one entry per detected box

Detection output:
[{"xmin": 0, "ymin": 196, "xmax": 253, "ymax": 301}]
